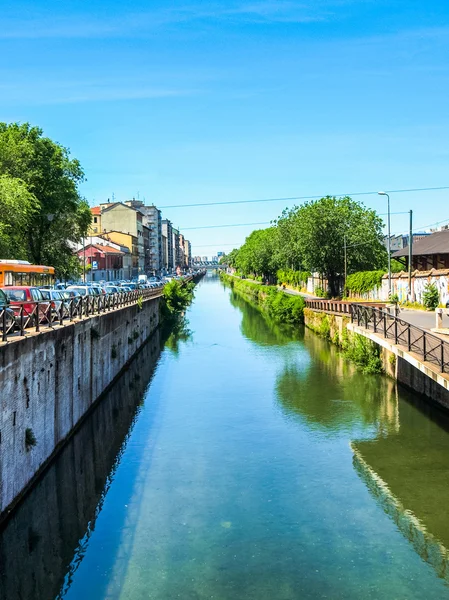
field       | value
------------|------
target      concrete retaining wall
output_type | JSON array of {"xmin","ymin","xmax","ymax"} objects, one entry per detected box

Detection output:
[
  {"xmin": 304, "ymin": 308, "xmax": 449, "ymax": 410},
  {"xmin": 0, "ymin": 296, "xmax": 161, "ymax": 517}
]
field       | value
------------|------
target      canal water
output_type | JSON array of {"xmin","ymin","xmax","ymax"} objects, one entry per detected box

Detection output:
[{"xmin": 2, "ymin": 275, "xmax": 449, "ymax": 599}]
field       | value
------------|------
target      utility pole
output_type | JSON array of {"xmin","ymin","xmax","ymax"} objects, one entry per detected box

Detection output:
[
  {"xmin": 83, "ymin": 237, "xmax": 86, "ymax": 283},
  {"xmin": 378, "ymin": 192, "xmax": 391, "ymax": 298},
  {"xmin": 344, "ymin": 235, "xmax": 347, "ymax": 295},
  {"xmin": 409, "ymin": 210, "xmax": 413, "ymax": 302}
]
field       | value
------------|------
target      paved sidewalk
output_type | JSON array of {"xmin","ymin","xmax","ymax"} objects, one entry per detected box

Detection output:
[{"xmin": 396, "ymin": 308, "xmax": 449, "ymax": 332}]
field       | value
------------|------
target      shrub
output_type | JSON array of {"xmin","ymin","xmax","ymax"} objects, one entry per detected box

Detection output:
[
  {"xmin": 422, "ymin": 282, "xmax": 440, "ymax": 310},
  {"xmin": 163, "ymin": 280, "xmax": 195, "ymax": 313},
  {"xmin": 314, "ymin": 287, "xmax": 327, "ymax": 298},
  {"xmin": 342, "ymin": 333, "xmax": 383, "ymax": 374},
  {"xmin": 25, "ymin": 428, "xmax": 37, "ymax": 450},
  {"xmin": 276, "ymin": 269, "xmax": 310, "ymax": 288},
  {"xmin": 345, "ymin": 270, "xmax": 386, "ymax": 296}
]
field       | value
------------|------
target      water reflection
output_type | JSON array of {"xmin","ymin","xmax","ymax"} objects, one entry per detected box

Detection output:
[
  {"xmin": 229, "ymin": 286, "xmax": 449, "ymax": 587},
  {"xmin": 275, "ymin": 330, "xmax": 400, "ymax": 437},
  {"xmin": 229, "ymin": 290, "xmax": 304, "ymax": 347},
  {"xmin": 0, "ymin": 331, "xmax": 165, "ymax": 600},
  {"xmin": 352, "ymin": 392, "xmax": 449, "ymax": 583}
]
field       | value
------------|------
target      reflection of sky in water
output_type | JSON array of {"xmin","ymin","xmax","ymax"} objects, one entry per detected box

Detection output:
[{"xmin": 6, "ymin": 276, "xmax": 449, "ymax": 600}]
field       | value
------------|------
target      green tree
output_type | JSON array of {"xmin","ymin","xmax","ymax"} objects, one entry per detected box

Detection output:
[
  {"xmin": 234, "ymin": 227, "xmax": 279, "ymax": 281},
  {"xmin": 0, "ymin": 175, "xmax": 38, "ymax": 258},
  {"xmin": 0, "ymin": 122, "xmax": 91, "ymax": 276},
  {"xmin": 284, "ymin": 196, "xmax": 386, "ymax": 297}
]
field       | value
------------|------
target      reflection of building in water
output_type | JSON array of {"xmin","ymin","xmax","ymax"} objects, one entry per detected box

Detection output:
[
  {"xmin": 0, "ymin": 331, "xmax": 163, "ymax": 600},
  {"xmin": 351, "ymin": 394, "xmax": 449, "ymax": 584}
]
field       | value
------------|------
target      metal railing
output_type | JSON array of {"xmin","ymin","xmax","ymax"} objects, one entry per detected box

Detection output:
[
  {"xmin": 0, "ymin": 287, "xmax": 163, "ymax": 343},
  {"xmin": 305, "ymin": 299, "xmax": 449, "ymax": 374}
]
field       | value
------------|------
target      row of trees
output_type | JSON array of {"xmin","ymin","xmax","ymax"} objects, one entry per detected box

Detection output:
[
  {"xmin": 0, "ymin": 122, "xmax": 91, "ymax": 278},
  {"xmin": 221, "ymin": 196, "xmax": 388, "ymax": 297}
]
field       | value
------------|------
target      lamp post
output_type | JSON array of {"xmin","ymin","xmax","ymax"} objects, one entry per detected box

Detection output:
[{"xmin": 378, "ymin": 191, "xmax": 391, "ymax": 298}]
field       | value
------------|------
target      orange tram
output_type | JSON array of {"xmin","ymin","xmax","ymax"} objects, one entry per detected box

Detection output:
[{"xmin": 0, "ymin": 260, "xmax": 55, "ymax": 287}]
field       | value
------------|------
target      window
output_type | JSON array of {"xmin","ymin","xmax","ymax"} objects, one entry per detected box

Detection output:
[
  {"xmin": 3, "ymin": 289, "xmax": 26, "ymax": 302},
  {"xmin": 31, "ymin": 289, "xmax": 44, "ymax": 301},
  {"xmin": 94, "ymin": 217, "xmax": 98, "ymax": 223}
]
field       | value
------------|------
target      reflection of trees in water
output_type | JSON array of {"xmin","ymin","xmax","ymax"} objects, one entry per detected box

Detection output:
[
  {"xmin": 163, "ymin": 315, "xmax": 193, "ymax": 356},
  {"xmin": 275, "ymin": 357, "xmax": 399, "ymax": 436},
  {"xmin": 229, "ymin": 290, "xmax": 303, "ymax": 347}
]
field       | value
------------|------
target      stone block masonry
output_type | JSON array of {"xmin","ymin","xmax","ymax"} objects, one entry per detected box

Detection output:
[{"xmin": 0, "ymin": 295, "xmax": 161, "ymax": 518}]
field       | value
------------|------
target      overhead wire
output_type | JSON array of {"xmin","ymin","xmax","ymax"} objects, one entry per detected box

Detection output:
[{"xmin": 159, "ymin": 186, "xmax": 449, "ymax": 209}]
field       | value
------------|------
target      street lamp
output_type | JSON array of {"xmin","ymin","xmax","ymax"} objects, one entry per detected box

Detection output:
[{"xmin": 378, "ymin": 191, "xmax": 391, "ymax": 298}]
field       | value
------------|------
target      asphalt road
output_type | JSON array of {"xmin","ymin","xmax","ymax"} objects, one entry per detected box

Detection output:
[{"xmin": 397, "ymin": 308, "xmax": 449, "ymax": 331}]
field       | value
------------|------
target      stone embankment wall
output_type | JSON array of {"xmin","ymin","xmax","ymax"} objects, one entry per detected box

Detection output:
[
  {"xmin": 0, "ymin": 296, "xmax": 161, "ymax": 518},
  {"xmin": 0, "ymin": 329, "xmax": 163, "ymax": 600},
  {"xmin": 304, "ymin": 308, "xmax": 449, "ymax": 410}
]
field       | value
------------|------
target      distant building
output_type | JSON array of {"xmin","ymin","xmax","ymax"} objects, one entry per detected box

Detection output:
[
  {"xmin": 98, "ymin": 231, "xmax": 139, "ymax": 277},
  {"xmin": 384, "ymin": 232, "xmax": 430, "ymax": 253},
  {"xmin": 184, "ymin": 239, "xmax": 192, "ymax": 268},
  {"xmin": 99, "ymin": 202, "xmax": 145, "ymax": 274},
  {"xmin": 125, "ymin": 200, "xmax": 162, "ymax": 275},
  {"xmin": 393, "ymin": 229, "xmax": 449, "ymax": 270},
  {"xmin": 162, "ymin": 219, "xmax": 173, "ymax": 272}
]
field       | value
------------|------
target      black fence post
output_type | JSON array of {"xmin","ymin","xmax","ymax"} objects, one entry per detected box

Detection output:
[
  {"xmin": 441, "ymin": 341, "xmax": 445, "ymax": 373},
  {"xmin": 2, "ymin": 309, "xmax": 6, "ymax": 342}
]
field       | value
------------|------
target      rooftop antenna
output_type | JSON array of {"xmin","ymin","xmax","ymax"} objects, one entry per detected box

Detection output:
[{"xmin": 112, "ymin": 192, "xmax": 115, "ymax": 202}]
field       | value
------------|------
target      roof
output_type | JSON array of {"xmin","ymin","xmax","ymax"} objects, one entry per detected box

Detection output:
[
  {"xmin": 91, "ymin": 206, "xmax": 101, "ymax": 215},
  {"xmin": 393, "ymin": 229, "xmax": 449, "ymax": 257}
]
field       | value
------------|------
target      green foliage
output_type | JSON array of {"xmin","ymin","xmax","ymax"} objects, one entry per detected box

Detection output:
[
  {"xmin": 275, "ymin": 196, "xmax": 387, "ymax": 297},
  {"xmin": 220, "ymin": 272, "xmax": 305, "ymax": 324},
  {"xmin": 389, "ymin": 293, "xmax": 399, "ymax": 304},
  {"xmin": 25, "ymin": 427, "xmax": 37, "ymax": 450},
  {"xmin": 345, "ymin": 270, "xmax": 385, "ymax": 295},
  {"xmin": 0, "ymin": 122, "xmax": 91, "ymax": 278},
  {"xmin": 422, "ymin": 282, "xmax": 440, "ymax": 310},
  {"xmin": 227, "ymin": 196, "xmax": 387, "ymax": 297},
  {"xmin": 163, "ymin": 280, "xmax": 195, "ymax": 314},
  {"xmin": 314, "ymin": 287, "xmax": 327, "ymax": 298},
  {"xmin": 391, "ymin": 258, "xmax": 405, "ymax": 273},
  {"xmin": 342, "ymin": 333, "xmax": 383, "ymax": 374},
  {"xmin": 276, "ymin": 269, "xmax": 310, "ymax": 288}
]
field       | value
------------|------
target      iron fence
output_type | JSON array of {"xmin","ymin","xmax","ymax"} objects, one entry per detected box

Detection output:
[
  {"xmin": 305, "ymin": 299, "xmax": 449, "ymax": 374},
  {"xmin": 0, "ymin": 287, "xmax": 163, "ymax": 343}
]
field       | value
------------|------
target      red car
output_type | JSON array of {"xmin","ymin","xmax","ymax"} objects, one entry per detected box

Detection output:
[{"xmin": 1, "ymin": 286, "xmax": 52, "ymax": 324}]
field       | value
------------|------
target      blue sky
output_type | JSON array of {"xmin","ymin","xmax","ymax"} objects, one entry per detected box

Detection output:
[{"xmin": 2, "ymin": 1, "xmax": 449, "ymax": 257}]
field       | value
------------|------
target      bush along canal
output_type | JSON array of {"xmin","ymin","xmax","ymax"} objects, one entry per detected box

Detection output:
[{"xmin": 3, "ymin": 275, "xmax": 449, "ymax": 599}]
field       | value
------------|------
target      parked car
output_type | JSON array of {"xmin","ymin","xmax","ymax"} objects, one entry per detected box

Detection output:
[
  {"xmin": 66, "ymin": 285, "xmax": 93, "ymax": 297},
  {"xmin": 0, "ymin": 289, "xmax": 16, "ymax": 332},
  {"xmin": 1, "ymin": 286, "xmax": 51, "ymax": 323}
]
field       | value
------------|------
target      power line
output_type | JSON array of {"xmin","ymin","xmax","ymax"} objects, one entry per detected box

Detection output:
[
  {"xmin": 183, "ymin": 212, "xmax": 410, "ymax": 231},
  {"xmin": 183, "ymin": 221, "xmax": 270, "ymax": 231},
  {"xmin": 159, "ymin": 186, "xmax": 449, "ymax": 209}
]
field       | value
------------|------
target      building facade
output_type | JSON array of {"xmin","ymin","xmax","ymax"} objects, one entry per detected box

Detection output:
[
  {"xmin": 100, "ymin": 203, "xmax": 145, "ymax": 274},
  {"xmin": 125, "ymin": 200, "xmax": 163, "ymax": 275},
  {"xmin": 162, "ymin": 219, "xmax": 174, "ymax": 272}
]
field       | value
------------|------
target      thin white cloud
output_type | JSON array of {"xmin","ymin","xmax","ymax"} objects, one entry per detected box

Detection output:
[
  {"xmin": 0, "ymin": 2, "xmax": 329, "ymax": 39},
  {"xmin": 0, "ymin": 79, "xmax": 198, "ymax": 105}
]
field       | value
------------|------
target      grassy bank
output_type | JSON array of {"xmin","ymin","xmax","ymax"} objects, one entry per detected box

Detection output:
[
  {"xmin": 304, "ymin": 309, "xmax": 383, "ymax": 374},
  {"xmin": 220, "ymin": 272, "xmax": 305, "ymax": 324}
]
